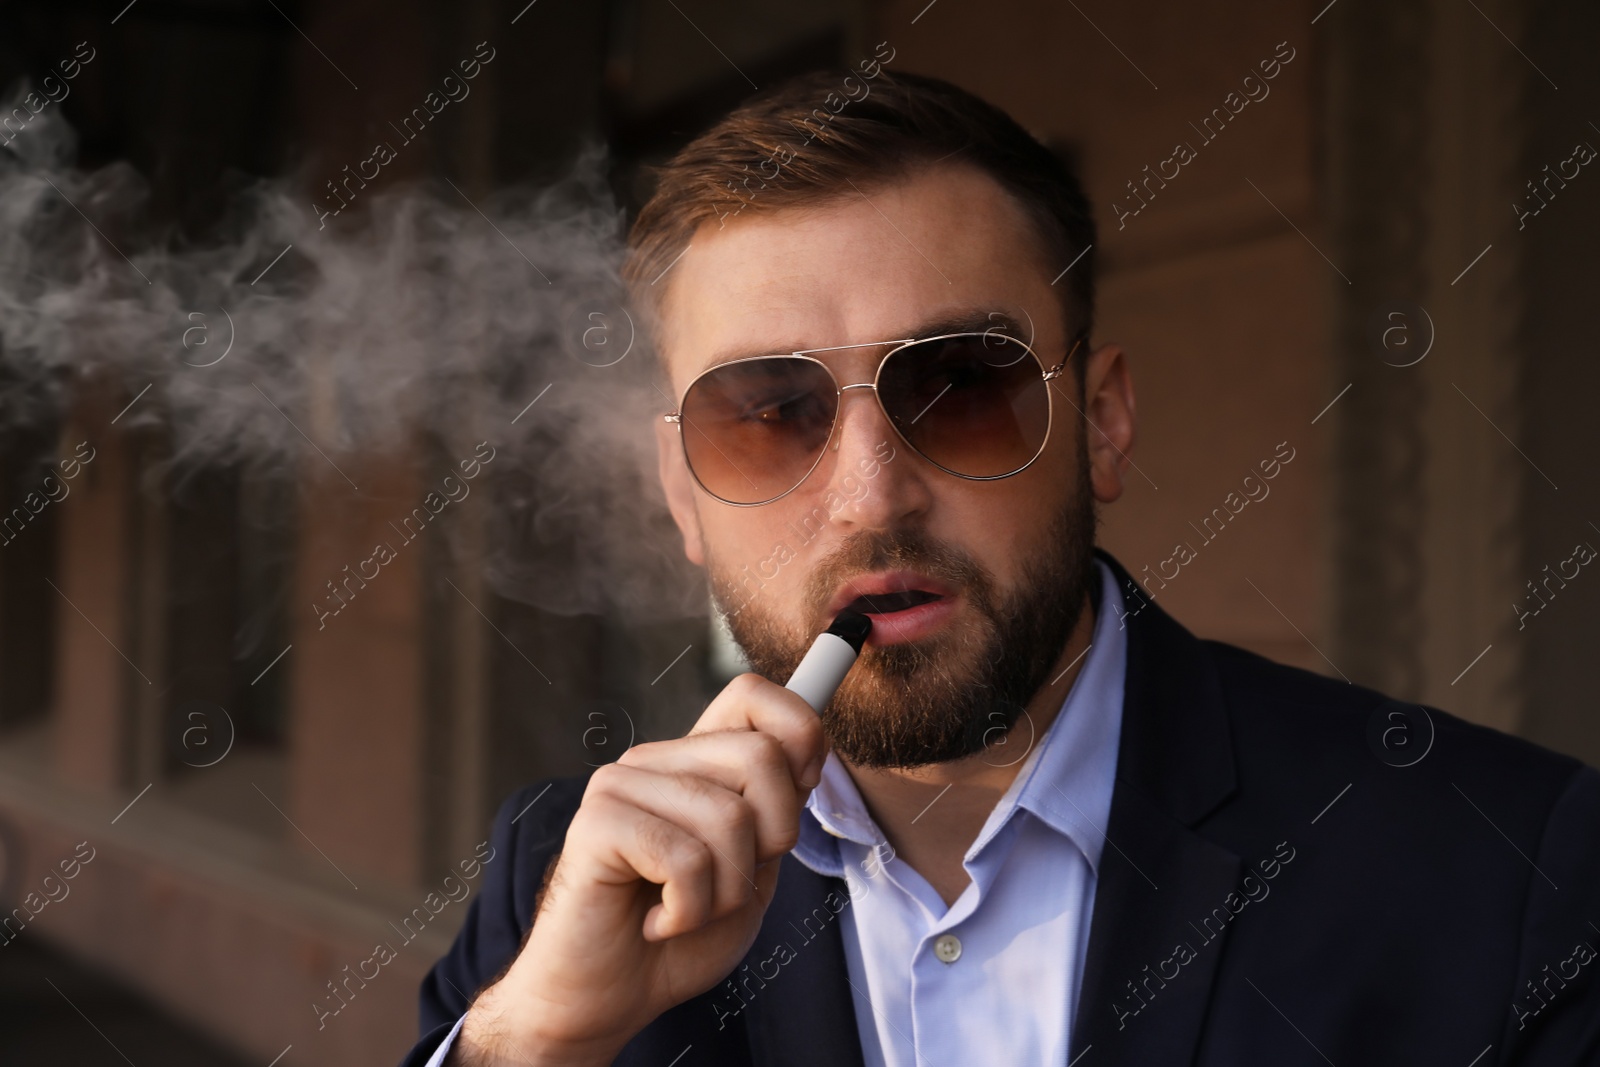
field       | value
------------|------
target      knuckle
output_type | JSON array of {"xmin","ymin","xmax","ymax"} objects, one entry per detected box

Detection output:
[
  {"xmin": 635, "ymin": 814, "xmax": 680, "ymax": 863},
  {"xmin": 724, "ymin": 869, "xmax": 756, "ymax": 911},
  {"xmin": 563, "ymin": 803, "xmax": 614, "ymax": 865},
  {"xmin": 616, "ymin": 739, "xmax": 661, "ymax": 767},
  {"xmin": 586, "ymin": 761, "xmax": 629, "ymax": 795},
  {"xmin": 746, "ymin": 731, "xmax": 787, "ymax": 772},
  {"xmin": 672, "ymin": 837, "xmax": 714, "ymax": 879},
  {"xmin": 768, "ymin": 822, "xmax": 801, "ymax": 856},
  {"xmin": 726, "ymin": 672, "xmax": 768, "ymax": 702},
  {"xmin": 666, "ymin": 773, "xmax": 751, "ymax": 838},
  {"xmin": 705, "ymin": 785, "xmax": 753, "ymax": 834}
]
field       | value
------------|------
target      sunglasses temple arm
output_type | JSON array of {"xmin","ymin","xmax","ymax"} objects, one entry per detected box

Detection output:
[{"xmin": 1044, "ymin": 336, "xmax": 1087, "ymax": 380}]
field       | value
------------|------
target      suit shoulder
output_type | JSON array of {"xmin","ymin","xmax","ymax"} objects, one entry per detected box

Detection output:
[
  {"xmin": 494, "ymin": 775, "xmax": 589, "ymax": 827},
  {"xmin": 1200, "ymin": 637, "xmax": 1587, "ymax": 802},
  {"xmin": 485, "ymin": 775, "xmax": 590, "ymax": 898}
]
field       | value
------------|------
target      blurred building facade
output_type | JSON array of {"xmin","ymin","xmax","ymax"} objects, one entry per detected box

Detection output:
[{"xmin": 0, "ymin": 0, "xmax": 1596, "ymax": 1064}]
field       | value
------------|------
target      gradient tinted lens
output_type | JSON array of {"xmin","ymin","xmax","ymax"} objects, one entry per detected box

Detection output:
[
  {"xmin": 679, "ymin": 357, "xmax": 838, "ymax": 504},
  {"xmin": 878, "ymin": 334, "xmax": 1050, "ymax": 477}
]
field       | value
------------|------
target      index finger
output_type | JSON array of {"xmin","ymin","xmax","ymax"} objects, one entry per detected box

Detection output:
[{"xmin": 688, "ymin": 672, "xmax": 829, "ymax": 791}]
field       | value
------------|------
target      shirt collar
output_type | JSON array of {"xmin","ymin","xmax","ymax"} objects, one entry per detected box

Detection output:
[{"xmin": 795, "ymin": 557, "xmax": 1127, "ymax": 877}]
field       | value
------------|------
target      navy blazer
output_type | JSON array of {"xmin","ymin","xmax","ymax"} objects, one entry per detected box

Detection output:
[{"xmin": 404, "ymin": 549, "xmax": 1600, "ymax": 1066}]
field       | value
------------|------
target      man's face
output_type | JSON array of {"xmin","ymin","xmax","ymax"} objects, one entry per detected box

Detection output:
[{"xmin": 654, "ymin": 162, "xmax": 1128, "ymax": 769}]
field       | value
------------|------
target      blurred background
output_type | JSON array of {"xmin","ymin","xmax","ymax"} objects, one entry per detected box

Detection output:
[{"xmin": 0, "ymin": 0, "xmax": 1596, "ymax": 1063}]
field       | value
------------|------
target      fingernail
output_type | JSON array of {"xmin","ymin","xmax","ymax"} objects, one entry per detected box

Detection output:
[{"xmin": 801, "ymin": 753, "xmax": 825, "ymax": 788}]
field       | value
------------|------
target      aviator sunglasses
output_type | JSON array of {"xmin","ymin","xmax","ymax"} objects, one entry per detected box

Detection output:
[{"xmin": 665, "ymin": 329, "xmax": 1086, "ymax": 506}]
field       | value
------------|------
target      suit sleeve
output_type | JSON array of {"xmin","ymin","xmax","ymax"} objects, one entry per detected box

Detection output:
[
  {"xmin": 1499, "ymin": 764, "xmax": 1600, "ymax": 1065},
  {"xmin": 398, "ymin": 777, "xmax": 587, "ymax": 1067}
]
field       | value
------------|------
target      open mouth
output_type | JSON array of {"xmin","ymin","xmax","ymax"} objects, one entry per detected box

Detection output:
[{"xmin": 844, "ymin": 589, "xmax": 945, "ymax": 616}]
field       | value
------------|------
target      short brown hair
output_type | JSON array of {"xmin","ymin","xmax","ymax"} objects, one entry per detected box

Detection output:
[{"xmin": 623, "ymin": 68, "xmax": 1097, "ymax": 371}]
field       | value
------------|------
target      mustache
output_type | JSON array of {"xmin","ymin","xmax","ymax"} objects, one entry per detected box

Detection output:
[{"xmin": 801, "ymin": 527, "xmax": 994, "ymax": 623}]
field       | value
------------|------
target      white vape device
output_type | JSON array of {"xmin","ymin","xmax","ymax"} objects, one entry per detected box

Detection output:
[{"xmin": 784, "ymin": 610, "xmax": 873, "ymax": 713}]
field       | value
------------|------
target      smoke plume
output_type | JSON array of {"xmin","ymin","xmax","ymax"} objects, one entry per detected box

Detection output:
[{"xmin": 0, "ymin": 84, "xmax": 704, "ymax": 622}]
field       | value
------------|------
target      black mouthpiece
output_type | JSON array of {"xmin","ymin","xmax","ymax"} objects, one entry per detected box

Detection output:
[{"xmin": 826, "ymin": 609, "xmax": 873, "ymax": 653}]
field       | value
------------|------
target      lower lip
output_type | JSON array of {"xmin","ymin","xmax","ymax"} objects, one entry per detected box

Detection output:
[{"xmin": 856, "ymin": 596, "xmax": 957, "ymax": 645}]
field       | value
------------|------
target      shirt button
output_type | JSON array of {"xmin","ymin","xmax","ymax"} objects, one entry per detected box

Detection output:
[{"xmin": 933, "ymin": 934, "xmax": 962, "ymax": 964}]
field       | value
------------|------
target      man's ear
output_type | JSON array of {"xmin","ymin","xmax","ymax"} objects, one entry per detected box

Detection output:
[
  {"xmin": 1081, "ymin": 341, "xmax": 1137, "ymax": 505},
  {"xmin": 656, "ymin": 417, "xmax": 706, "ymax": 566}
]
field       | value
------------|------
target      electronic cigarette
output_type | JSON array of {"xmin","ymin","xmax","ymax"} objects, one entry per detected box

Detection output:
[{"xmin": 784, "ymin": 610, "xmax": 873, "ymax": 713}]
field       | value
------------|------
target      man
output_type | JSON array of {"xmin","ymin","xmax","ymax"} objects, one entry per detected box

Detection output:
[{"xmin": 403, "ymin": 69, "xmax": 1600, "ymax": 1066}]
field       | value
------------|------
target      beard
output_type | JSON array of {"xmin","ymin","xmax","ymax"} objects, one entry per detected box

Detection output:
[{"xmin": 707, "ymin": 450, "xmax": 1100, "ymax": 770}]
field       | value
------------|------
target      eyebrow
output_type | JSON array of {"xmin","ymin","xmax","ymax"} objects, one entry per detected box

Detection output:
[{"xmin": 696, "ymin": 306, "xmax": 1031, "ymax": 374}]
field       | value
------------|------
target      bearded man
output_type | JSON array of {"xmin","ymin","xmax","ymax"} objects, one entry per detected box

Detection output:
[{"xmin": 403, "ymin": 69, "xmax": 1600, "ymax": 1067}]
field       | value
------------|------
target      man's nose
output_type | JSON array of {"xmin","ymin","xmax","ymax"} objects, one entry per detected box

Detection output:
[{"xmin": 816, "ymin": 386, "xmax": 931, "ymax": 529}]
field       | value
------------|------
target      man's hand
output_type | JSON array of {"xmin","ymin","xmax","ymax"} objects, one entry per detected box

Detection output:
[{"xmin": 447, "ymin": 673, "xmax": 828, "ymax": 1067}]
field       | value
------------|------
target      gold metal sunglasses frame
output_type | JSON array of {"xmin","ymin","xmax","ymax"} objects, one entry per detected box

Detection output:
[{"xmin": 664, "ymin": 332, "xmax": 1085, "ymax": 507}]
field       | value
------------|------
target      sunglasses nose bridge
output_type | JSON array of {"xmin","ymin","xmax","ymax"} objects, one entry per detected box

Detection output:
[{"xmin": 823, "ymin": 380, "xmax": 889, "ymax": 451}]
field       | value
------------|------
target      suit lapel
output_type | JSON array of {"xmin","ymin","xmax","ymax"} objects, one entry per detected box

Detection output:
[
  {"xmin": 742, "ymin": 855, "xmax": 868, "ymax": 1067},
  {"xmin": 1069, "ymin": 788, "xmax": 1242, "ymax": 1062},
  {"xmin": 1069, "ymin": 550, "xmax": 1242, "ymax": 1066}
]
